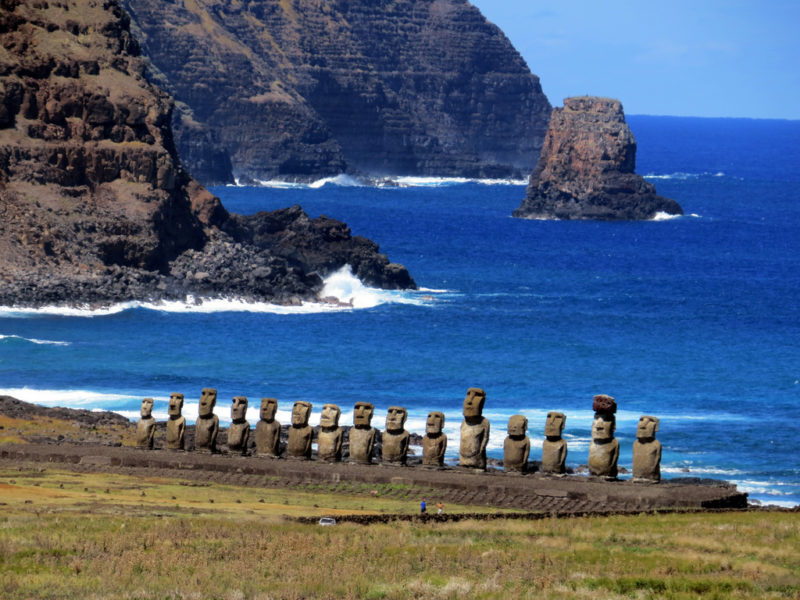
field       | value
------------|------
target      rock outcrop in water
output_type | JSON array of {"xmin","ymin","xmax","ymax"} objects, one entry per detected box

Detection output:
[
  {"xmin": 0, "ymin": 0, "xmax": 414, "ymax": 308},
  {"xmin": 122, "ymin": 0, "xmax": 551, "ymax": 184},
  {"xmin": 513, "ymin": 97, "xmax": 683, "ymax": 221}
]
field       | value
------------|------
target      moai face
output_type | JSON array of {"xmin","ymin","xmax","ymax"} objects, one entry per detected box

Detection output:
[
  {"xmin": 592, "ymin": 414, "xmax": 615, "ymax": 441},
  {"xmin": 260, "ymin": 398, "xmax": 278, "ymax": 421},
  {"xmin": 199, "ymin": 388, "xmax": 217, "ymax": 418},
  {"xmin": 353, "ymin": 402, "xmax": 374, "ymax": 427},
  {"xmin": 463, "ymin": 387, "xmax": 486, "ymax": 419},
  {"xmin": 140, "ymin": 397, "xmax": 154, "ymax": 418},
  {"xmin": 507, "ymin": 415, "xmax": 528, "ymax": 437},
  {"xmin": 291, "ymin": 401, "xmax": 311, "ymax": 427},
  {"xmin": 231, "ymin": 396, "xmax": 248, "ymax": 421},
  {"xmin": 320, "ymin": 403, "xmax": 341, "ymax": 428},
  {"xmin": 168, "ymin": 393, "xmax": 184, "ymax": 417},
  {"xmin": 426, "ymin": 411, "xmax": 444, "ymax": 435},
  {"xmin": 545, "ymin": 411, "xmax": 566, "ymax": 437},
  {"xmin": 637, "ymin": 415, "xmax": 659, "ymax": 440},
  {"xmin": 385, "ymin": 406, "xmax": 407, "ymax": 432}
]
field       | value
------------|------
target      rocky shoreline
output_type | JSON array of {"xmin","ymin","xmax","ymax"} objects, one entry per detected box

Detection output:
[{"xmin": 0, "ymin": 0, "xmax": 414, "ymax": 308}]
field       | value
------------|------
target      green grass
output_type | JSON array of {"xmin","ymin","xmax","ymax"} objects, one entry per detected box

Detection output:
[{"xmin": 1, "ymin": 467, "xmax": 798, "ymax": 599}]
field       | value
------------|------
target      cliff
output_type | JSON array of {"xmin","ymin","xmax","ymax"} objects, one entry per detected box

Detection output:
[
  {"xmin": 513, "ymin": 97, "xmax": 683, "ymax": 221},
  {"xmin": 0, "ymin": 0, "xmax": 414, "ymax": 307},
  {"xmin": 122, "ymin": 0, "xmax": 551, "ymax": 184}
]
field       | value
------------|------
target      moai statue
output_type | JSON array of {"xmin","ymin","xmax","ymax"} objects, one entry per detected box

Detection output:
[
  {"xmin": 255, "ymin": 398, "xmax": 281, "ymax": 457},
  {"xmin": 503, "ymin": 415, "xmax": 530, "ymax": 473},
  {"xmin": 382, "ymin": 406, "xmax": 410, "ymax": 465},
  {"xmin": 422, "ymin": 411, "xmax": 447, "ymax": 467},
  {"xmin": 633, "ymin": 415, "xmax": 662, "ymax": 482},
  {"xmin": 166, "ymin": 393, "xmax": 186, "ymax": 450},
  {"xmin": 317, "ymin": 403, "xmax": 344, "ymax": 462},
  {"xmin": 459, "ymin": 387, "xmax": 490, "ymax": 470},
  {"xmin": 287, "ymin": 401, "xmax": 313, "ymax": 460},
  {"xmin": 194, "ymin": 387, "xmax": 220, "ymax": 453},
  {"xmin": 349, "ymin": 401, "xmax": 377, "ymax": 464},
  {"xmin": 227, "ymin": 396, "xmax": 250, "ymax": 455},
  {"xmin": 588, "ymin": 394, "xmax": 619, "ymax": 479},
  {"xmin": 540, "ymin": 411, "xmax": 568, "ymax": 475},
  {"xmin": 136, "ymin": 397, "xmax": 157, "ymax": 449}
]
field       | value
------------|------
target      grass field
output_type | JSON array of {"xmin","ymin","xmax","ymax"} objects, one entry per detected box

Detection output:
[{"xmin": 1, "ymin": 467, "xmax": 798, "ymax": 599}]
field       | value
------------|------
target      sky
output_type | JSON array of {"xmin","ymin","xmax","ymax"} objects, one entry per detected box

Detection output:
[{"xmin": 469, "ymin": 1, "xmax": 800, "ymax": 120}]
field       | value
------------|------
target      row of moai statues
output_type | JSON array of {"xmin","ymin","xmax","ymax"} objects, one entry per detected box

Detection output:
[{"xmin": 136, "ymin": 388, "xmax": 661, "ymax": 482}]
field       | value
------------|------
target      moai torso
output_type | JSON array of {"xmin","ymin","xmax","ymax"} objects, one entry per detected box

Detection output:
[
  {"xmin": 287, "ymin": 401, "xmax": 313, "ymax": 459},
  {"xmin": 588, "ymin": 413, "xmax": 619, "ymax": 478},
  {"xmin": 540, "ymin": 411, "xmax": 568, "ymax": 474},
  {"xmin": 255, "ymin": 398, "xmax": 281, "ymax": 457},
  {"xmin": 349, "ymin": 402, "xmax": 376, "ymax": 464},
  {"xmin": 136, "ymin": 398, "xmax": 156, "ymax": 449},
  {"xmin": 166, "ymin": 393, "xmax": 186, "ymax": 450},
  {"xmin": 195, "ymin": 388, "xmax": 220, "ymax": 453},
  {"xmin": 317, "ymin": 403, "xmax": 343, "ymax": 462},
  {"xmin": 632, "ymin": 415, "xmax": 662, "ymax": 482},
  {"xmin": 503, "ymin": 415, "xmax": 530, "ymax": 473},
  {"xmin": 422, "ymin": 411, "xmax": 447, "ymax": 467},
  {"xmin": 227, "ymin": 396, "xmax": 250, "ymax": 455},
  {"xmin": 459, "ymin": 388, "xmax": 490, "ymax": 470},
  {"xmin": 382, "ymin": 406, "xmax": 410, "ymax": 465}
]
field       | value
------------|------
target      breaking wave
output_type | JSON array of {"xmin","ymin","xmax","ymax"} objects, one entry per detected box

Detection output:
[
  {"xmin": 0, "ymin": 334, "xmax": 70, "ymax": 346},
  {"xmin": 644, "ymin": 171, "xmax": 725, "ymax": 180},
  {"xmin": 231, "ymin": 174, "xmax": 527, "ymax": 189},
  {"xmin": 0, "ymin": 266, "xmax": 439, "ymax": 317}
]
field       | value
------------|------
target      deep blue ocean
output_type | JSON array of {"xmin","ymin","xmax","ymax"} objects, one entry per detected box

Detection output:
[{"xmin": 2, "ymin": 116, "xmax": 799, "ymax": 506}]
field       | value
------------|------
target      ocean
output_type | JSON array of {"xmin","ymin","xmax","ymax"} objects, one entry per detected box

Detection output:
[{"xmin": 2, "ymin": 116, "xmax": 799, "ymax": 507}]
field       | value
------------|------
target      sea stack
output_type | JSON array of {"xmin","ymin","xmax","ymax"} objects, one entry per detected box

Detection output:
[{"xmin": 513, "ymin": 97, "xmax": 683, "ymax": 221}]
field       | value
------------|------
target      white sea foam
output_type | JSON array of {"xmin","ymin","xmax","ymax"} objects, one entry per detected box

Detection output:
[
  {"xmin": 651, "ymin": 211, "xmax": 682, "ymax": 221},
  {"xmin": 392, "ymin": 176, "xmax": 527, "ymax": 187},
  {"xmin": 644, "ymin": 171, "xmax": 725, "ymax": 180},
  {"xmin": 0, "ymin": 266, "xmax": 440, "ymax": 317},
  {"xmin": 0, "ymin": 334, "xmax": 70, "ymax": 346},
  {"xmin": 0, "ymin": 387, "xmax": 138, "ymax": 408}
]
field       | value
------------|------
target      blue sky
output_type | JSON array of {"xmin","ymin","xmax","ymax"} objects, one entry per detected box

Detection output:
[{"xmin": 469, "ymin": 1, "xmax": 800, "ymax": 120}]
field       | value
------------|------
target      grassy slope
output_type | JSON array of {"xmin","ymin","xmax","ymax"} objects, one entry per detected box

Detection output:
[{"xmin": 1, "ymin": 468, "xmax": 798, "ymax": 599}]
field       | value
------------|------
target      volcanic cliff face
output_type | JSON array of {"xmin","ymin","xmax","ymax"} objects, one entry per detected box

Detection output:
[
  {"xmin": 513, "ymin": 97, "xmax": 683, "ymax": 221},
  {"xmin": 0, "ymin": 0, "xmax": 414, "ymax": 307},
  {"xmin": 122, "ymin": 0, "xmax": 551, "ymax": 184}
]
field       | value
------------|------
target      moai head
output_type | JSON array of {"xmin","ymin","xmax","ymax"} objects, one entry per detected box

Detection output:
[
  {"xmin": 199, "ymin": 388, "xmax": 217, "ymax": 418},
  {"xmin": 507, "ymin": 415, "xmax": 528, "ymax": 438},
  {"xmin": 168, "ymin": 393, "xmax": 184, "ymax": 417},
  {"xmin": 320, "ymin": 403, "xmax": 341, "ymax": 428},
  {"xmin": 260, "ymin": 398, "xmax": 278, "ymax": 421},
  {"xmin": 385, "ymin": 406, "xmax": 407, "ymax": 433},
  {"xmin": 545, "ymin": 411, "xmax": 566, "ymax": 438},
  {"xmin": 231, "ymin": 396, "xmax": 248, "ymax": 422},
  {"xmin": 591, "ymin": 414, "xmax": 615, "ymax": 442},
  {"xmin": 140, "ymin": 397, "xmax": 154, "ymax": 419},
  {"xmin": 426, "ymin": 411, "xmax": 445, "ymax": 435},
  {"xmin": 637, "ymin": 415, "xmax": 659, "ymax": 441},
  {"xmin": 291, "ymin": 401, "xmax": 311, "ymax": 427},
  {"xmin": 353, "ymin": 402, "xmax": 374, "ymax": 428},
  {"xmin": 463, "ymin": 387, "xmax": 486, "ymax": 420}
]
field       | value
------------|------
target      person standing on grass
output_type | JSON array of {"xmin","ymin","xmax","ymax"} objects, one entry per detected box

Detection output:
[
  {"xmin": 420, "ymin": 499, "xmax": 426, "ymax": 514},
  {"xmin": 437, "ymin": 501, "xmax": 443, "ymax": 514}
]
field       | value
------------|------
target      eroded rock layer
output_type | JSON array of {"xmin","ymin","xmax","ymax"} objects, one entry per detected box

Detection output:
[
  {"xmin": 122, "ymin": 0, "xmax": 551, "ymax": 183},
  {"xmin": 0, "ymin": 0, "xmax": 414, "ymax": 307},
  {"xmin": 514, "ymin": 97, "xmax": 683, "ymax": 221}
]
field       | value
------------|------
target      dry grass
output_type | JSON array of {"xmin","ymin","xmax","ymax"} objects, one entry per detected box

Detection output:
[{"xmin": 1, "ymin": 467, "xmax": 798, "ymax": 599}]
